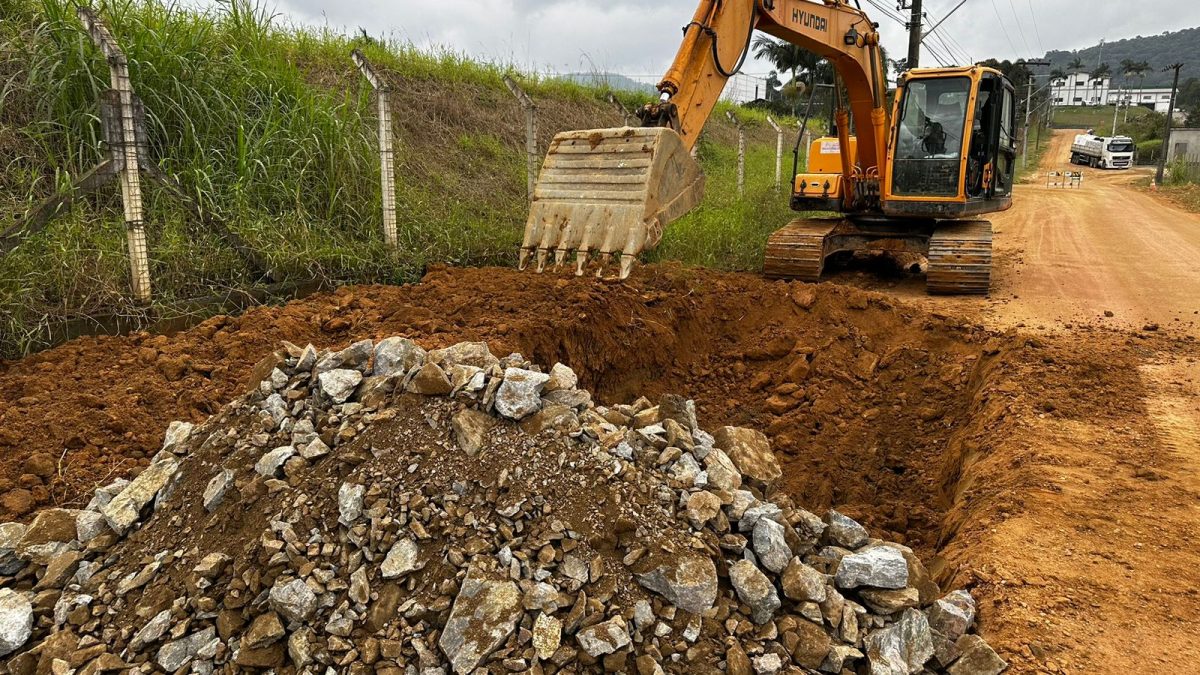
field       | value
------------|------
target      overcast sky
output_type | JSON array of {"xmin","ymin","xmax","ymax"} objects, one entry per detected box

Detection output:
[{"xmin": 214, "ymin": 0, "xmax": 1200, "ymax": 83}]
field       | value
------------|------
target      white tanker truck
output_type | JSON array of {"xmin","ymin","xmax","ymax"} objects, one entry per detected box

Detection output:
[{"xmin": 1070, "ymin": 131, "xmax": 1135, "ymax": 169}]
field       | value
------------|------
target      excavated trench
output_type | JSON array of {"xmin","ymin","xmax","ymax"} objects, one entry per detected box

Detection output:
[{"xmin": 0, "ymin": 264, "xmax": 1019, "ymax": 579}]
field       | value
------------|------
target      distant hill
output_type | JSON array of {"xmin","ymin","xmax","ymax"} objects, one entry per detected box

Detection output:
[
  {"xmin": 1043, "ymin": 28, "xmax": 1200, "ymax": 86},
  {"xmin": 556, "ymin": 72, "xmax": 656, "ymax": 95}
]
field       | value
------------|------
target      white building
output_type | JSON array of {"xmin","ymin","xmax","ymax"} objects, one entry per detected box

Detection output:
[
  {"xmin": 1050, "ymin": 73, "xmax": 1112, "ymax": 107},
  {"xmin": 1104, "ymin": 87, "xmax": 1176, "ymax": 114},
  {"xmin": 1050, "ymin": 71, "xmax": 1175, "ymax": 113}
]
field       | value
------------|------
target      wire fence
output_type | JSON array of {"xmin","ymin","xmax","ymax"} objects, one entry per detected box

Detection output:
[{"xmin": 2, "ymin": 9, "xmax": 809, "ymax": 306}]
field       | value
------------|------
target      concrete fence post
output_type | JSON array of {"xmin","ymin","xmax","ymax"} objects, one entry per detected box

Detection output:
[
  {"xmin": 78, "ymin": 7, "xmax": 150, "ymax": 303},
  {"xmin": 766, "ymin": 115, "xmax": 783, "ymax": 189},
  {"xmin": 801, "ymin": 129, "xmax": 813, "ymax": 170},
  {"xmin": 503, "ymin": 75, "xmax": 538, "ymax": 203},
  {"xmin": 726, "ymin": 111, "xmax": 745, "ymax": 197},
  {"xmin": 351, "ymin": 49, "xmax": 398, "ymax": 248}
]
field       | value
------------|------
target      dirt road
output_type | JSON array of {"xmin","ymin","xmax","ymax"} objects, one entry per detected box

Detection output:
[
  {"xmin": 832, "ymin": 129, "xmax": 1200, "ymax": 334},
  {"xmin": 919, "ymin": 132, "xmax": 1200, "ymax": 673}
]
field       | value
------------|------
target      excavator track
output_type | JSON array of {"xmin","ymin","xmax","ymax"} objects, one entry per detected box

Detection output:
[
  {"xmin": 762, "ymin": 219, "xmax": 839, "ymax": 282},
  {"xmin": 926, "ymin": 220, "xmax": 993, "ymax": 295}
]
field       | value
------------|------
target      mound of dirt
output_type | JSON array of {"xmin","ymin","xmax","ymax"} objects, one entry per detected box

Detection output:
[
  {"xmin": 0, "ymin": 265, "xmax": 995, "ymax": 560},
  {"xmin": 0, "ymin": 338, "xmax": 1005, "ymax": 674}
]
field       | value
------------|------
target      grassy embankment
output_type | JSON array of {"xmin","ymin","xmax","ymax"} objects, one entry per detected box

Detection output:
[{"xmin": 0, "ymin": 0, "xmax": 806, "ymax": 358}]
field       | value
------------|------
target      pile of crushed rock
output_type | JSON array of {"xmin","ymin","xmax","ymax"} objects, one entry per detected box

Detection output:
[{"xmin": 0, "ymin": 337, "xmax": 1007, "ymax": 674}]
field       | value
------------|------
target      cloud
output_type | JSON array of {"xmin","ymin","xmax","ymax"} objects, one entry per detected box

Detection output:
[{"xmin": 221, "ymin": 0, "xmax": 1200, "ymax": 79}]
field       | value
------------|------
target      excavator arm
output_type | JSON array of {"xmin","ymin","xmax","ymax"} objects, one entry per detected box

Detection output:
[
  {"xmin": 647, "ymin": 0, "xmax": 889, "ymax": 196},
  {"xmin": 519, "ymin": 0, "xmax": 890, "ymax": 278}
]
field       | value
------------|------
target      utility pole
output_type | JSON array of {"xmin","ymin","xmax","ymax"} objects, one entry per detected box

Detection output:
[
  {"xmin": 1021, "ymin": 79, "xmax": 1033, "ymax": 171},
  {"xmin": 903, "ymin": 0, "xmax": 923, "ymax": 69},
  {"xmin": 1156, "ymin": 63, "xmax": 1184, "ymax": 186},
  {"xmin": 1018, "ymin": 61, "xmax": 1052, "ymax": 171}
]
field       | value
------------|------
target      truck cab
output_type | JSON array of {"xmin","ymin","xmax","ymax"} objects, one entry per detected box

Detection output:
[{"xmin": 1071, "ymin": 132, "xmax": 1134, "ymax": 170}]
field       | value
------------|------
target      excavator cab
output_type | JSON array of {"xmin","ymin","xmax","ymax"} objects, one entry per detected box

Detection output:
[{"xmin": 885, "ymin": 68, "xmax": 1016, "ymax": 217}]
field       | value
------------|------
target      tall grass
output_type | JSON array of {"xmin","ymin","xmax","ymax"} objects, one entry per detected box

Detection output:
[{"xmin": 0, "ymin": 0, "xmax": 802, "ymax": 358}]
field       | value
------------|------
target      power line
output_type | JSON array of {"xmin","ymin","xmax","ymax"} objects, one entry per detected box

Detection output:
[
  {"xmin": 1006, "ymin": 0, "xmax": 1033, "ymax": 56},
  {"xmin": 1025, "ymin": 0, "xmax": 1045, "ymax": 54},
  {"xmin": 989, "ymin": 0, "xmax": 1020, "ymax": 56}
]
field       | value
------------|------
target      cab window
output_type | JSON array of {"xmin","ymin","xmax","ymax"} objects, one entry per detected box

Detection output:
[{"xmin": 893, "ymin": 77, "xmax": 971, "ymax": 197}]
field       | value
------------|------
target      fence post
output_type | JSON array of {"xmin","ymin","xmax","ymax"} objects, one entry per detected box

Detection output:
[
  {"xmin": 77, "ymin": 7, "xmax": 150, "ymax": 303},
  {"xmin": 503, "ymin": 75, "xmax": 538, "ymax": 203},
  {"xmin": 766, "ymin": 115, "xmax": 783, "ymax": 189},
  {"xmin": 351, "ymin": 49, "xmax": 398, "ymax": 248},
  {"xmin": 726, "ymin": 111, "xmax": 745, "ymax": 197}
]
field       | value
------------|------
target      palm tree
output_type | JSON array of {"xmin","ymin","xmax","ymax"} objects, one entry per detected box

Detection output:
[
  {"xmin": 1049, "ymin": 68, "xmax": 1067, "ymax": 118},
  {"xmin": 1121, "ymin": 58, "xmax": 1139, "ymax": 120},
  {"xmin": 1091, "ymin": 63, "xmax": 1112, "ymax": 105},
  {"xmin": 752, "ymin": 36, "xmax": 830, "ymax": 87},
  {"xmin": 1134, "ymin": 60, "xmax": 1151, "ymax": 114}
]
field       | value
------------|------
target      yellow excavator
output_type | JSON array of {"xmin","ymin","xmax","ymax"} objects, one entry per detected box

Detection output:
[{"xmin": 518, "ymin": 0, "xmax": 1017, "ymax": 294}]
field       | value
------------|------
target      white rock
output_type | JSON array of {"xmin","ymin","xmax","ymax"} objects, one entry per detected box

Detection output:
[
  {"xmin": 255, "ymin": 446, "xmax": 296, "ymax": 478},
  {"xmin": 314, "ymin": 339, "xmax": 373, "ymax": 374},
  {"xmin": 834, "ymin": 547, "xmax": 909, "ymax": 590},
  {"xmin": 338, "ymin": 483, "xmax": 365, "ymax": 526},
  {"xmin": 156, "ymin": 626, "xmax": 217, "ymax": 671},
  {"xmin": 203, "ymin": 470, "xmax": 234, "ymax": 512},
  {"xmin": 430, "ymin": 342, "xmax": 499, "ymax": 370},
  {"xmin": 864, "ymin": 608, "xmax": 934, "ymax": 675},
  {"xmin": 752, "ymin": 518, "xmax": 791, "ymax": 574},
  {"xmin": 318, "ymin": 368, "xmax": 363, "ymax": 404},
  {"xmin": 75, "ymin": 511, "xmax": 109, "ymax": 544},
  {"xmin": 575, "ymin": 616, "xmax": 630, "ymax": 657},
  {"xmin": 299, "ymin": 437, "xmax": 330, "ymax": 460},
  {"xmin": 381, "ymin": 538, "xmax": 422, "ymax": 578},
  {"xmin": 269, "ymin": 578, "xmax": 317, "ymax": 623},
  {"xmin": 544, "ymin": 363, "xmax": 578, "ymax": 392},
  {"xmin": 0, "ymin": 523, "xmax": 26, "ymax": 575},
  {"xmin": 374, "ymin": 337, "xmax": 427, "ymax": 377},
  {"xmin": 825, "ymin": 509, "xmax": 870, "ymax": 549},
  {"xmin": 0, "ymin": 589, "xmax": 32, "ymax": 657},
  {"xmin": 635, "ymin": 552, "xmax": 719, "ymax": 614},
  {"xmin": 729, "ymin": 560, "xmax": 780, "ymax": 625},
  {"xmin": 494, "ymin": 368, "xmax": 550, "ymax": 420},
  {"xmin": 131, "ymin": 608, "xmax": 172, "ymax": 649},
  {"xmin": 84, "ymin": 479, "xmax": 129, "ymax": 512},
  {"xmin": 752, "ymin": 653, "xmax": 783, "ymax": 674},
  {"xmin": 438, "ymin": 564, "xmax": 522, "ymax": 674},
  {"xmin": 452, "ymin": 409, "xmax": 495, "ymax": 456},
  {"xmin": 161, "ymin": 420, "xmax": 194, "ymax": 453},
  {"xmin": 927, "ymin": 590, "xmax": 976, "ymax": 641},
  {"xmin": 102, "ymin": 457, "xmax": 178, "ymax": 535}
]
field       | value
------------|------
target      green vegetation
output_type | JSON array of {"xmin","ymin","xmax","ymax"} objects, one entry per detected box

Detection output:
[
  {"xmin": 1044, "ymin": 28, "xmax": 1200, "ymax": 88},
  {"xmin": 1050, "ymin": 105, "xmax": 1153, "ymax": 131},
  {"xmin": 652, "ymin": 136, "xmax": 800, "ymax": 271},
  {"xmin": 0, "ymin": 0, "xmax": 803, "ymax": 358}
]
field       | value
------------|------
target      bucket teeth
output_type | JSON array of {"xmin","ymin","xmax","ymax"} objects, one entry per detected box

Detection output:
[
  {"xmin": 618, "ymin": 255, "xmax": 636, "ymax": 280},
  {"xmin": 517, "ymin": 126, "xmax": 704, "ymax": 281}
]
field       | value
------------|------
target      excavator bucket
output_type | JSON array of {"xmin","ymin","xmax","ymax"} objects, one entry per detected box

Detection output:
[{"xmin": 518, "ymin": 127, "xmax": 705, "ymax": 279}]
